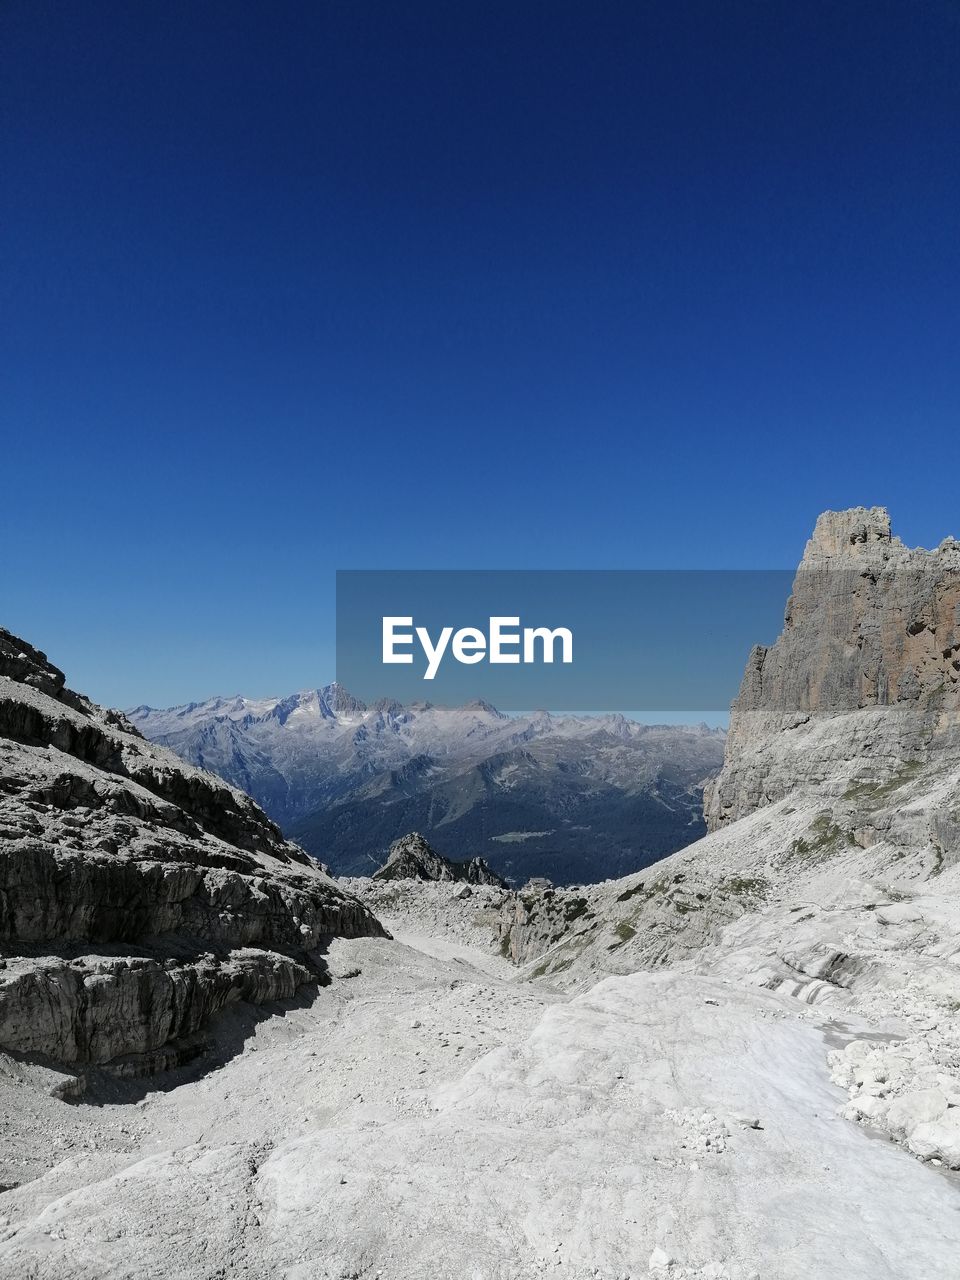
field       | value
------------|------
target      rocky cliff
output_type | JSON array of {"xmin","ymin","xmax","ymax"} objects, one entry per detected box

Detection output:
[
  {"xmin": 0, "ymin": 627, "xmax": 385, "ymax": 1078},
  {"xmin": 705, "ymin": 506, "xmax": 960, "ymax": 830},
  {"xmin": 474, "ymin": 510, "xmax": 960, "ymax": 1179},
  {"xmin": 493, "ymin": 510, "xmax": 960, "ymax": 1007}
]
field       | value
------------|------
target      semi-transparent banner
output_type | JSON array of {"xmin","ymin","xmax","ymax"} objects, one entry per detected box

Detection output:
[{"xmin": 336, "ymin": 570, "xmax": 795, "ymax": 711}]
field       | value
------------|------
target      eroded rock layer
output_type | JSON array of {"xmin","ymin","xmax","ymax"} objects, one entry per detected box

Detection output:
[{"xmin": 0, "ymin": 627, "xmax": 385, "ymax": 1071}]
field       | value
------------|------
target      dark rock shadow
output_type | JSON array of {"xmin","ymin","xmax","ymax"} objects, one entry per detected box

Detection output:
[
  {"xmin": 78, "ymin": 980, "xmax": 328, "ymax": 1106},
  {"xmin": 1, "ymin": 936, "xmax": 333, "ymax": 1105}
]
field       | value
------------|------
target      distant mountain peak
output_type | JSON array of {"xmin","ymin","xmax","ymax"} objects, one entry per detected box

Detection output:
[
  {"xmin": 319, "ymin": 682, "xmax": 367, "ymax": 719},
  {"xmin": 372, "ymin": 832, "xmax": 508, "ymax": 888},
  {"xmin": 466, "ymin": 698, "xmax": 509, "ymax": 719}
]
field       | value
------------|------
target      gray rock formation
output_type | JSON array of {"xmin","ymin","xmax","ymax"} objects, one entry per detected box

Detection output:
[
  {"xmin": 372, "ymin": 831, "xmax": 509, "ymax": 888},
  {"xmin": 492, "ymin": 509, "xmax": 960, "ymax": 989},
  {"xmin": 0, "ymin": 627, "xmax": 385, "ymax": 1076},
  {"xmin": 705, "ymin": 507, "xmax": 960, "ymax": 829}
]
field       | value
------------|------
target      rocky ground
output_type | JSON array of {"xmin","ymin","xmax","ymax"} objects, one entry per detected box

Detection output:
[
  {"xmin": 341, "ymin": 874, "xmax": 513, "ymax": 953},
  {"xmin": 2, "ymin": 921, "xmax": 960, "ymax": 1279}
]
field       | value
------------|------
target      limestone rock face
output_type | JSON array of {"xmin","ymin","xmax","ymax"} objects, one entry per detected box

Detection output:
[
  {"xmin": 705, "ymin": 508, "xmax": 960, "ymax": 830},
  {"xmin": 486, "ymin": 511, "xmax": 960, "ymax": 997},
  {"xmin": 0, "ymin": 949, "xmax": 310, "ymax": 1066},
  {"xmin": 0, "ymin": 627, "xmax": 386, "ymax": 1071},
  {"xmin": 372, "ymin": 832, "xmax": 509, "ymax": 888}
]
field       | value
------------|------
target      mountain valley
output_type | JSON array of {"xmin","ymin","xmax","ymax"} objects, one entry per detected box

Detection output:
[
  {"xmin": 130, "ymin": 695, "xmax": 724, "ymax": 885},
  {"xmin": 1, "ymin": 508, "xmax": 960, "ymax": 1278}
]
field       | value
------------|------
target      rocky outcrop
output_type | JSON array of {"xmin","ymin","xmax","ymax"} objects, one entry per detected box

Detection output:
[
  {"xmin": 731, "ymin": 507, "xmax": 960, "ymax": 717},
  {"xmin": 489, "ymin": 510, "xmax": 960, "ymax": 993},
  {"xmin": 705, "ymin": 508, "xmax": 960, "ymax": 830},
  {"xmin": 0, "ymin": 627, "xmax": 386, "ymax": 1073},
  {"xmin": 0, "ymin": 948, "xmax": 310, "ymax": 1066},
  {"xmin": 372, "ymin": 832, "xmax": 509, "ymax": 888}
]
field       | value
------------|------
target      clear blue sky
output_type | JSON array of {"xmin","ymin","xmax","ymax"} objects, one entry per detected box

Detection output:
[{"xmin": 2, "ymin": 1, "xmax": 958, "ymax": 708}]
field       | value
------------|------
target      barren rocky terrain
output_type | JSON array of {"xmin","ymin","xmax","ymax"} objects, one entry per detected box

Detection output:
[
  {"xmin": 2, "ymin": 507, "xmax": 960, "ymax": 1278},
  {"xmin": 0, "ymin": 627, "xmax": 383, "ymax": 1080}
]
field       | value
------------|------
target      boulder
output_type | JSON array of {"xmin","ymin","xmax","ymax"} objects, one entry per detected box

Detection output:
[
  {"xmin": 884, "ymin": 1089, "xmax": 948, "ymax": 1140},
  {"xmin": 908, "ymin": 1109, "xmax": 960, "ymax": 1167}
]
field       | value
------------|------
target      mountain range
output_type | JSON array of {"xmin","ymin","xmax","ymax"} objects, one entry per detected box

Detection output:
[{"xmin": 127, "ymin": 693, "xmax": 725, "ymax": 884}]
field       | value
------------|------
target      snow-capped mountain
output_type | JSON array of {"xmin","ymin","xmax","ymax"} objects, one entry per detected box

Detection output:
[{"xmin": 128, "ymin": 689, "xmax": 726, "ymax": 884}]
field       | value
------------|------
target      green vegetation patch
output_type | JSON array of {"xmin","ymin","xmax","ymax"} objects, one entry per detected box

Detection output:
[
  {"xmin": 616, "ymin": 881, "xmax": 645, "ymax": 903},
  {"xmin": 842, "ymin": 760, "xmax": 924, "ymax": 803},
  {"xmin": 563, "ymin": 896, "xmax": 592, "ymax": 923},
  {"xmin": 607, "ymin": 919, "xmax": 638, "ymax": 952},
  {"xmin": 717, "ymin": 876, "xmax": 769, "ymax": 899},
  {"xmin": 789, "ymin": 813, "xmax": 856, "ymax": 862}
]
